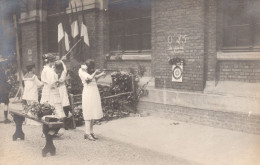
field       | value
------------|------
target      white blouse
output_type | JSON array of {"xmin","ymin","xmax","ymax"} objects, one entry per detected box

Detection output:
[{"xmin": 22, "ymin": 75, "xmax": 43, "ymax": 101}]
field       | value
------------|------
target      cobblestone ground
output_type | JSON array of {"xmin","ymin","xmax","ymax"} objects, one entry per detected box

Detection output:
[{"xmin": 0, "ymin": 120, "xmax": 193, "ymax": 165}]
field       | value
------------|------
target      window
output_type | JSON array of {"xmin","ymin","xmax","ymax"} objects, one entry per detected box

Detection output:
[
  {"xmin": 109, "ymin": 0, "xmax": 151, "ymax": 53},
  {"xmin": 222, "ymin": 0, "xmax": 260, "ymax": 50}
]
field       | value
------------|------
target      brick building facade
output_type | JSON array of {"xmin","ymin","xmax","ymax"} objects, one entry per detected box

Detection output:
[{"xmin": 18, "ymin": 0, "xmax": 260, "ymax": 134}]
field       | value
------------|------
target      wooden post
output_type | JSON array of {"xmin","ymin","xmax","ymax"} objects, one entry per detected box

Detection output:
[
  {"xmin": 131, "ymin": 75, "xmax": 137, "ymax": 113},
  {"xmin": 13, "ymin": 14, "xmax": 23, "ymax": 99}
]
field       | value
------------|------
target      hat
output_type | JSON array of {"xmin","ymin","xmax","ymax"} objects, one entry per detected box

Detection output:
[
  {"xmin": 85, "ymin": 59, "xmax": 95, "ymax": 68},
  {"xmin": 47, "ymin": 54, "xmax": 56, "ymax": 62},
  {"xmin": 42, "ymin": 53, "xmax": 56, "ymax": 63}
]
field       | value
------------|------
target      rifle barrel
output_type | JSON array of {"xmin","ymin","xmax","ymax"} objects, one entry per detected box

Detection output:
[{"xmin": 99, "ymin": 69, "xmax": 119, "ymax": 71}]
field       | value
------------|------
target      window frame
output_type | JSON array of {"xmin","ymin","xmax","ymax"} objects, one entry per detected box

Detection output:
[
  {"xmin": 219, "ymin": 0, "xmax": 260, "ymax": 52},
  {"xmin": 109, "ymin": 0, "xmax": 152, "ymax": 55}
]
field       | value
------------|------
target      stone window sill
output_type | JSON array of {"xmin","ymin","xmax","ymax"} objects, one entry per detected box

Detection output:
[
  {"xmin": 108, "ymin": 54, "xmax": 151, "ymax": 61},
  {"xmin": 217, "ymin": 52, "xmax": 260, "ymax": 61}
]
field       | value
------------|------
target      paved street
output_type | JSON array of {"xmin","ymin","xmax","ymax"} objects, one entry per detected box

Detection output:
[
  {"xmin": 0, "ymin": 117, "xmax": 195, "ymax": 165},
  {"xmin": 1, "ymin": 103, "xmax": 260, "ymax": 165}
]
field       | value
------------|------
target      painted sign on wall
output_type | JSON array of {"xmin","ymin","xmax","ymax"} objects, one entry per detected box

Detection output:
[
  {"xmin": 167, "ymin": 34, "xmax": 188, "ymax": 54},
  {"xmin": 27, "ymin": 49, "xmax": 32, "ymax": 62}
]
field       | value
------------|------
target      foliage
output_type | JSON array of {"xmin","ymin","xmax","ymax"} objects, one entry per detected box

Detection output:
[
  {"xmin": 98, "ymin": 84, "xmax": 130, "ymax": 121},
  {"xmin": 0, "ymin": 59, "xmax": 19, "ymax": 98},
  {"xmin": 111, "ymin": 71, "xmax": 134, "ymax": 94},
  {"xmin": 73, "ymin": 105, "xmax": 84, "ymax": 126},
  {"xmin": 23, "ymin": 102, "xmax": 55, "ymax": 119},
  {"xmin": 66, "ymin": 67, "xmax": 83, "ymax": 95},
  {"xmin": 98, "ymin": 68, "xmax": 149, "ymax": 121},
  {"xmin": 67, "ymin": 66, "xmax": 150, "ymax": 123}
]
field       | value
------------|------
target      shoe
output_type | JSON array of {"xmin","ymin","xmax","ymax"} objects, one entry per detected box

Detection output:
[
  {"xmin": 90, "ymin": 133, "xmax": 98, "ymax": 140},
  {"xmin": 4, "ymin": 119, "xmax": 11, "ymax": 124},
  {"xmin": 53, "ymin": 133, "xmax": 63, "ymax": 138},
  {"xmin": 84, "ymin": 134, "xmax": 95, "ymax": 141}
]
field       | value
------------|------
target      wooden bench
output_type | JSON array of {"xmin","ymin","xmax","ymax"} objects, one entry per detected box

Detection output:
[{"xmin": 9, "ymin": 109, "xmax": 64, "ymax": 157}]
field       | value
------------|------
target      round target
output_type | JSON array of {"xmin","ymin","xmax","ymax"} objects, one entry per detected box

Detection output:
[{"xmin": 172, "ymin": 66, "xmax": 183, "ymax": 80}]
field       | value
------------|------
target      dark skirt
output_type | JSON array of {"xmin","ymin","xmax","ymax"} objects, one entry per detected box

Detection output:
[{"xmin": 0, "ymin": 94, "xmax": 9, "ymax": 105}]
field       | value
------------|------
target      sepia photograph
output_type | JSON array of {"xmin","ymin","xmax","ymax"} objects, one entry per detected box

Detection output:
[{"xmin": 0, "ymin": 0, "xmax": 259, "ymax": 164}]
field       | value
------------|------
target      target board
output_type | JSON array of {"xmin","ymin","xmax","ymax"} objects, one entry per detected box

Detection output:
[{"xmin": 172, "ymin": 64, "xmax": 183, "ymax": 82}]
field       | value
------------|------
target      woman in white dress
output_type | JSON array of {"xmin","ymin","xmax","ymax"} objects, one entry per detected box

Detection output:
[
  {"xmin": 78, "ymin": 59, "xmax": 106, "ymax": 141},
  {"xmin": 55, "ymin": 60, "xmax": 70, "ymax": 110},
  {"xmin": 40, "ymin": 54, "xmax": 55, "ymax": 104},
  {"xmin": 48, "ymin": 63, "xmax": 66, "ymax": 119},
  {"xmin": 22, "ymin": 64, "xmax": 43, "ymax": 125}
]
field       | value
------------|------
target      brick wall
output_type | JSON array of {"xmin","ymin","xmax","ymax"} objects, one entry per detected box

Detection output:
[
  {"xmin": 20, "ymin": 21, "xmax": 41, "ymax": 74},
  {"xmin": 218, "ymin": 61, "xmax": 260, "ymax": 83},
  {"xmin": 138, "ymin": 101, "xmax": 260, "ymax": 135},
  {"xmin": 206, "ymin": 0, "xmax": 260, "ymax": 83},
  {"xmin": 152, "ymin": 0, "xmax": 206, "ymax": 91},
  {"xmin": 95, "ymin": 10, "xmax": 109, "ymax": 69},
  {"xmin": 205, "ymin": 0, "xmax": 217, "ymax": 82}
]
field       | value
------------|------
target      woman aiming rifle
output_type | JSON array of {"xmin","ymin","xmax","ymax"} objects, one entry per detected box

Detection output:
[{"xmin": 78, "ymin": 59, "xmax": 106, "ymax": 141}]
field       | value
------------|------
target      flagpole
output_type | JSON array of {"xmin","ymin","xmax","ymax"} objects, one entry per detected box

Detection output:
[{"xmin": 63, "ymin": 38, "xmax": 82, "ymax": 58}]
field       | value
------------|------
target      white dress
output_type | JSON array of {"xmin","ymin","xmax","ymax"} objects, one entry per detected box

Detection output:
[
  {"xmin": 40, "ymin": 65, "xmax": 51, "ymax": 104},
  {"xmin": 22, "ymin": 75, "xmax": 43, "ymax": 102},
  {"xmin": 48, "ymin": 68, "xmax": 66, "ymax": 119},
  {"xmin": 78, "ymin": 69, "xmax": 103, "ymax": 120},
  {"xmin": 22, "ymin": 74, "xmax": 43, "ymax": 126}
]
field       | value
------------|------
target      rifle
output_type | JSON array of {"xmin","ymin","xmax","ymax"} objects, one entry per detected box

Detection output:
[{"xmin": 97, "ymin": 69, "xmax": 119, "ymax": 72}]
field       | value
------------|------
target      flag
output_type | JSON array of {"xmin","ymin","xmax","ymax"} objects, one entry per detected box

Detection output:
[
  {"xmin": 80, "ymin": 22, "xmax": 89, "ymax": 46},
  {"xmin": 58, "ymin": 0, "xmax": 71, "ymax": 59},
  {"xmin": 69, "ymin": 2, "xmax": 82, "ymax": 61},
  {"xmin": 58, "ymin": 23, "xmax": 64, "ymax": 43},
  {"xmin": 71, "ymin": 20, "xmax": 79, "ymax": 38},
  {"xmin": 58, "ymin": 13, "xmax": 66, "ymax": 58},
  {"xmin": 64, "ymin": 32, "xmax": 70, "ymax": 51}
]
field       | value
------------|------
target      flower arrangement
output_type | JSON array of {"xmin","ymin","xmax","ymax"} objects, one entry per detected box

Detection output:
[{"xmin": 23, "ymin": 102, "xmax": 55, "ymax": 119}]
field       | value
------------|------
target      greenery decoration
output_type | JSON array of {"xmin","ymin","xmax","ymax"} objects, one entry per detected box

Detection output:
[{"xmin": 23, "ymin": 102, "xmax": 55, "ymax": 119}]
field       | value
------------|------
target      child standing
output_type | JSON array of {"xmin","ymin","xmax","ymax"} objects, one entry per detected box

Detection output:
[
  {"xmin": 22, "ymin": 64, "xmax": 43, "ymax": 125},
  {"xmin": 22, "ymin": 64, "xmax": 43, "ymax": 104}
]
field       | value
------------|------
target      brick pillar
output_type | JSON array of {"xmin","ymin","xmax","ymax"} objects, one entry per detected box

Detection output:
[
  {"xmin": 152, "ymin": 0, "xmax": 207, "ymax": 91},
  {"xmin": 19, "ymin": 0, "xmax": 47, "ymax": 76},
  {"xmin": 95, "ymin": 9, "xmax": 109, "ymax": 69}
]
